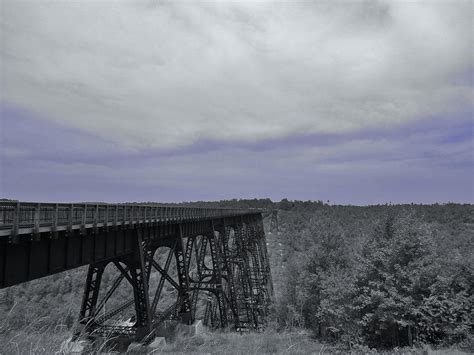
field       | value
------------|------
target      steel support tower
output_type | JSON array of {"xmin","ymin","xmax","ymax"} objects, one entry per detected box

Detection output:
[{"xmin": 0, "ymin": 202, "xmax": 273, "ymax": 345}]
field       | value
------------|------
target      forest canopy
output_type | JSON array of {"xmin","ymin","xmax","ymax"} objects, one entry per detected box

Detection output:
[{"xmin": 0, "ymin": 200, "xmax": 472, "ymax": 351}]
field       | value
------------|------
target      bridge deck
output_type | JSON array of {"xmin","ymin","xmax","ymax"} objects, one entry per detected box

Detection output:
[
  {"xmin": 0, "ymin": 201, "xmax": 264, "ymax": 289},
  {"xmin": 0, "ymin": 201, "xmax": 258, "ymax": 237}
]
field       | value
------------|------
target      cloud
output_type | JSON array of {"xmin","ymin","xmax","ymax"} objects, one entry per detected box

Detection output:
[
  {"xmin": 2, "ymin": 104, "xmax": 472, "ymax": 204},
  {"xmin": 2, "ymin": 0, "xmax": 472, "ymax": 150}
]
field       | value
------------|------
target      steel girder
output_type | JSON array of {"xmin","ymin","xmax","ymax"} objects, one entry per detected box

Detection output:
[{"xmin": 74, "ymin": 215, "xmax": 273, "ymax": 344}]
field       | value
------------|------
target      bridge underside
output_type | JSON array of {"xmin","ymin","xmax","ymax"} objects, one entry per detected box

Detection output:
[{"xmin": 1, "ymin": 212, "xmax": 273, "ymax": 343}]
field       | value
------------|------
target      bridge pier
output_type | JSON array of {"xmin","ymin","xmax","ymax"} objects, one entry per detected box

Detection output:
[
  {"xmin": 76, "ymin": 261, "xmax": 106, "ymax": 335},
  {"xmin": 126, "ymin": 229, "xmax": 153, "ymax": 339},
  {"xmin": 72, "ymin": 217, "xmax": 274, "ymax": 348}
]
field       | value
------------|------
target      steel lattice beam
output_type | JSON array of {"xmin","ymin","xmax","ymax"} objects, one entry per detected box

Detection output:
[{"xmin": 54, "ymin": 213, "xmax": 273, "ymax": 345}]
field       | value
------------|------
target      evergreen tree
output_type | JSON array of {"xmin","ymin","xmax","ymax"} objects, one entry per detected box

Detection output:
[{"xmin": 353, "ymin": 213, "xmax": 436, "ymax": 348}]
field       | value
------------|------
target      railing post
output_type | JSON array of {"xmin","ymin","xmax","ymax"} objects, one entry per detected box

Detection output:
[
  {"xmin": 52, "ymin": 203, "xmax": 58, "ymax": 239},
  {"xmin": 67, "ymin": 204, "xmax": 73, "ymax": 236},
  {"xmin": 92, "ymin": 205, "xmax": 98, "ymax": 234},
  {"xmin": 10, "ymin": 201, "xmax": 20, "ymax": 243},
  {"xmin": 123, "ymin": 206, "xmax": 127, "ymax": 229},
  {"xmin": 114, "ymin": 205, "xmax": 118, "ymax": 230},
  {"xmin": 103, "ymin": 205, "xmax": 108, "ymax": 232},
  {"xmin": 33, "ymin": 203, "xmax": 41, "ymax": 240},
  {"xmin": 81, "ymin": 204, "xmax": 87, "ymax": 235}
]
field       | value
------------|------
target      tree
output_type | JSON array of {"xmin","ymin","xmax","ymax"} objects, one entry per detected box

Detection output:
[
  {"xmin": 303, "ymin": 221, "xmax": 356, "ymax": 341},
  {"xmin": 353, "ymin": 212, "xmax": 436, "ymax": 348}
]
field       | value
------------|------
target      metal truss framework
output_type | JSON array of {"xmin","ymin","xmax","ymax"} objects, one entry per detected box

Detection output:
[{"xmin": 73, "ymin": 214, "xmax": 273, "ymax": 343}]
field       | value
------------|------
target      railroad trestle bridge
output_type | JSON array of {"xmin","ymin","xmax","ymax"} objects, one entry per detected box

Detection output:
[{"xmin": 0, "ymin": 202, "xmax": 273, "ymax": 345}]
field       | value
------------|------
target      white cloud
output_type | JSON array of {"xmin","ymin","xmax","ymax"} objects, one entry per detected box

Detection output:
[{"xmin": 1, "ymin": 0, "xmax": 472, "ymax": 150}]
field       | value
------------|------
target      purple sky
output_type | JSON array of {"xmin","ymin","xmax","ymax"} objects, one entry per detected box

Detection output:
[
  {"xmin": 1, "ymin": 102, "xmax": 472, "ymax": 204},
  {"xmin": 1, "ymin": 1, "xmax": 473, "ymax": 205}
]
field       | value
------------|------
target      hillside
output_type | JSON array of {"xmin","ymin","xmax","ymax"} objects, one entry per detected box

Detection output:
[{"xmin": 0, "ymin": 200, "xmax": 472, "ymax": 353}]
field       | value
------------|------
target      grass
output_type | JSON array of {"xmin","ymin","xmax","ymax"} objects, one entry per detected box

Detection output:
[
  {"xmin": 0, "ymin": 328, "xmax": 69, "ymax": 354},
  {"xmin": 0, "ymin": 327, "xmax": 324, "ymax": 354},
  {"xmin": 1, "ymin": 326, "xmax": 472, "ymax": 354},
  {"xmin": 158, "ymin": 328, "xmax": 325, "ymax": 354}
]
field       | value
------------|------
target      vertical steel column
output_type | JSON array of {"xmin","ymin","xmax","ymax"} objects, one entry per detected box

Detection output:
[
  {"xmin": 77, "ymin": 262, "xmax": 106, "ymax": 332},
  {"xmin": 234, "ymin": 221, "xmax": 257, "ymax": 330},
  {"xmin": 127, "ymin": 228, "xmax": 152, "ymax": 339},
  {"xmin": 248, "ymin": 218, "xmax": 267, "ymax": 326},
  {"xmin": 217, "ymin": 223, "xmax": 240, "ymax": 328},
  {"xmin": 257, "ymin": 214, "xmax": 274, "ymax": 298},
  {"xmin": 207, "ymin": 227, "xmax": 228, "ymax": 328},
  {"xmin": 175, "ymin": 224, "xmax": 192, "ymax": 324}
]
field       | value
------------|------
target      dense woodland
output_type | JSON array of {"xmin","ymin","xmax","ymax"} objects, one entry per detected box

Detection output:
[{"xmin": 0, "ymin": 200, "xmax": 472, "ymax": 352}]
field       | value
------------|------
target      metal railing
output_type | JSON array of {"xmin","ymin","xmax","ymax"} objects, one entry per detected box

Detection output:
[{"xmin": 0, "ymin": 201, "xmax": 260, "ymax": 237}]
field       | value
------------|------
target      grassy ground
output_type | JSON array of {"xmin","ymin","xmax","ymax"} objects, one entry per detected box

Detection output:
[
  {"xmin": 1, "ymin": 327, "xmax": 472, "ymax": 354},
  {"xmin": 140, "ymin": 329, "xmax": 473, "ymax": 355},
  {"xmin": 1, "ymin": 328, "xmax": 324, "ymax": 354},
  {"xmin": 158, "ymin": 329, "xmax": 325, "ymax": 354},
  {"xmin": 0, "ymin": 329, "xmax": 69, "ymax": 354}
]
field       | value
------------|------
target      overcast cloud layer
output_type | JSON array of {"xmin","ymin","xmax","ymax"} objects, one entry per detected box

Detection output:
[{"xmin": 1, "ymin": 0, "xmax": 473, "ymax": 204}]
